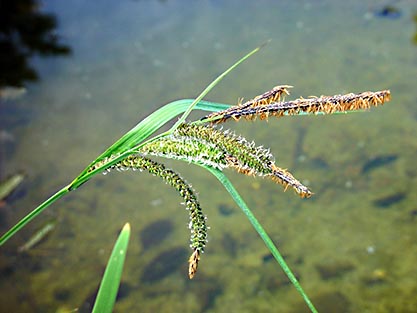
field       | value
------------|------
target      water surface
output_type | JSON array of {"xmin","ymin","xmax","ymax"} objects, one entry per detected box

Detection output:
[{"xmin": 1, "ymin": 0, "xmax": 416, "ymax": 312}]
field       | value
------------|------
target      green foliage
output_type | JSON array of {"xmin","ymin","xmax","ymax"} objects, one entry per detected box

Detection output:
[{"xmin": 92, "ymin": 223, "xmax": 131, "ymax": 313}]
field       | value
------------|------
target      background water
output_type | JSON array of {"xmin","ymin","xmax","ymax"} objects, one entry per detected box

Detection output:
[{"xmin": 1, "ymin": 0, "xmax": 416, "ymax": 312}]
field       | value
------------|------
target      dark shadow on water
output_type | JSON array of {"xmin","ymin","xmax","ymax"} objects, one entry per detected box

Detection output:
[{"xmin": 0, "ymin": 0, "xmax": 71, "ymax": 89}]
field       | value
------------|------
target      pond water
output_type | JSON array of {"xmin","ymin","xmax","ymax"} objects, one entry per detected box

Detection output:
[{"xmin": 1, "ymin": 0, "xmax": 416, "ymax": 312}]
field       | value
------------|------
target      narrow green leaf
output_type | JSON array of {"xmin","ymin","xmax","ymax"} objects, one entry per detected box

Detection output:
[
  {"xmin": 171, "ymin": 45, "xmax": 262, "ymax": 130},
  {"xmin": 204, "ymin": 166, "xmax": 318, "ymax": 313},
  {"xmin": 97, "ymin": 100, "xmax": 230, "ymax": 158},
  {"xmin": 92, "ymin": 223, "xmax": 131, "ymax": 313},
  {"xmin": 72, "ymin": 99, "xmax": 231, "ymax": 185}
]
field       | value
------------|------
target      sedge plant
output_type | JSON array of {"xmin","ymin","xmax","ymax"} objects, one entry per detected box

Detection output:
[{"xmin": 0, "ymin": 45, "xmax": 391, "ymax": 313}]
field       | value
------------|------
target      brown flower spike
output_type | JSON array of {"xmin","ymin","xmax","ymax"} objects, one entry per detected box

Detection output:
[{"xmin": 202, "ymin": 88, "xmax": 390, "ymax": 124}]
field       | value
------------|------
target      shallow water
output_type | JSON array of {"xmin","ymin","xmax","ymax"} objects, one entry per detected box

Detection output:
[{"xmin": 1, "ymin": 0, "xmax": 417, "ymax": 312}]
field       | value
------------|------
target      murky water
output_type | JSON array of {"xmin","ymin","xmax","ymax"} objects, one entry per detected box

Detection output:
[{"xmin": 1, "ymin": 0, "xmax": 416, "ymax": 312}]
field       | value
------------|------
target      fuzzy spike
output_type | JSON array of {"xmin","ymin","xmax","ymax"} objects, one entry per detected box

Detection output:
[
  {"xmin": 202, "ymin": 85, "xmax": 293, "ymax": 123},
  {"xmin": 112, "ymin": 155, "xmax": 208, "ymax": 278},
  {"xmin": 269, "ymin": 164, "xmax": 313, "ymax": 198},
  {"xmin": 204, "ymin": 89, "xmax": 390, "ymax": 124},
  {"xmin": 140, "ymin": 123, "xmax": 310, "ymax": 197}
]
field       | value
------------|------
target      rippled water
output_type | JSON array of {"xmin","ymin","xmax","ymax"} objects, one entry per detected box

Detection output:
[{"xmin": 1, "ymin": 0, "xmax": 416, "ymax": 312}]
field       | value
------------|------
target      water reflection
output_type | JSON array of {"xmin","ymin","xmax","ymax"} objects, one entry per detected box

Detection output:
[{"xmin": 0, "ymin": 0, "xmax": 71, "ymax": 88}]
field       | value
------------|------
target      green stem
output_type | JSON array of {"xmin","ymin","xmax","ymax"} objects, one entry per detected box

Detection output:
[
  {"xmin": 205, "ymin": 166, "xmax": 318, "ymax": 313},
  {"xmin": 0, "ymin": 185, "xmax": 70, "ymax": 245}
]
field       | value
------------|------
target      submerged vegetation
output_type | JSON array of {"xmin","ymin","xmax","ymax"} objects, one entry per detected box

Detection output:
[{"xmin": 0, "ymin": 46, "xmax": 391, "ymax": 312}]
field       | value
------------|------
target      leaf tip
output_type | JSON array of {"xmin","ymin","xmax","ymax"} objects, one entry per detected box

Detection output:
[{"xmin": 122, "ymin": 223, "xmax": 131, "ymax": 233}]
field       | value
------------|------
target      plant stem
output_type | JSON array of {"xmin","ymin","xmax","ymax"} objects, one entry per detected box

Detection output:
[
  {"xmin": 205, "ymin": 166, "xmax": 318, "ymax": 313},
  {"xmin": 0, "ymin": 185, "xmax": 70, "ymax": 245}
]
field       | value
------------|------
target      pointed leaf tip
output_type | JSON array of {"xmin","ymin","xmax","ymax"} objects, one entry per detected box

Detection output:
[{"xmin": 122, "ymin": 223, "xmax": 131, "ymax": 232}]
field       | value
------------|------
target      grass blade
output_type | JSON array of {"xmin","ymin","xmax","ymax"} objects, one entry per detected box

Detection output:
[
  {"xmin": 171, "ymin": 45, "xmax": 262, "ymax": 130},
  {"xmin": 204, "ymin": 166, "xmax": 318, "ymax": 313},
  {"xmin": 73, "ymin": 99, "xmax": 230, "ymax": 182},
  {"xmin": 96, "ymin": 100, "xmax": 230, "ymax": 158},
  {"xmin": 92, "ymin": 223, "xmax": 131, "ymax": 313}
]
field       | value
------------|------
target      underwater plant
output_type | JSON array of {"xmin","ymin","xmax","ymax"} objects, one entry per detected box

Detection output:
[{"xmin": 0, "ymin": 46, "xmax": 390, "ymax": 313}]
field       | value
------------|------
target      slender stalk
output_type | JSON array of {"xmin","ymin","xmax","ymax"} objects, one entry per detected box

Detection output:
[
  {"xmin": 0, "ymin": 185, "xmax": 70, "ymax": 245},
  {"xmin": 205, "ymin": 166, "xmax": 318, "ymax": 313}
]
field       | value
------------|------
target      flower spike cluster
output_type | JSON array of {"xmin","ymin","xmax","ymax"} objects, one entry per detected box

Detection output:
[
  {"xmin": 140, "ymin": 123, "xmax": 312, "ymax": 198},
  {"xmin": 100, "ymin": 84, "xmax": 390, "ymax": 279}
]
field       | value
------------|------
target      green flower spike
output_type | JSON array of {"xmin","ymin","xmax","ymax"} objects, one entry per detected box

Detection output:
[
  {"xmin": 111, "ymin": 155, "xmax": 207, "ymax": 278},
  {"xmin": 141, "ymin": 123, "xmax": 312, "ymax": 198}
]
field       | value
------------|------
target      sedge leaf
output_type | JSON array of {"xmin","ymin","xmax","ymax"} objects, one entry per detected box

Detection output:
[
  {"xmin": 204, "ymin": 166, "xmax": 318, "ymax": 313},
  {"xmin": 92, "ymin": 223, "xmax": 131, "ymax": 313}
]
